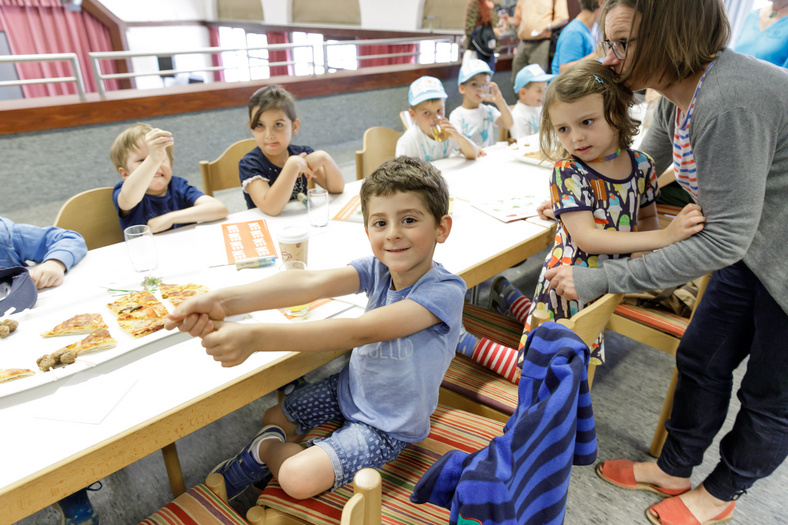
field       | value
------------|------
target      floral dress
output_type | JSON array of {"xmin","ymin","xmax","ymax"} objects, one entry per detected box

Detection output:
[{"xmin": 521, "ymin": 149, "xmax": 659, "ymax": 364}]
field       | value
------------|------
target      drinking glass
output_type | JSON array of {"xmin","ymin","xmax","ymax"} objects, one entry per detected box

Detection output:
[
  {"xmin": 429, "ymin": 116, "xmax": 448, "ymax": 142},
  {"xmin": 480, "ymin": 83, "xmax": 495, "ymax": 100},
  {"xmin": 307, "ymin": 188, "xmax": 330, "ymax": 228},
  {"xmin": 124, "ymin": 225, "xmax": 158, "ymax": 275},
  {"xmin": 279, "ymin": 260, "xmax": 309, "ymax": 317}
]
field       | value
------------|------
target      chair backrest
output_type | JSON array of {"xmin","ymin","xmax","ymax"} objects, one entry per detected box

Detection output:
[
  {"xmin": 399, "ymin": 110, "xmax": 413, "ymax": 130},
  {"xmin": 341, "ymin": 468, "xmax": 381, "ymax": 525},
  {"xmin": 558, "ymin": 292, "xmax": 624, "ymax": 348},
  {"xmin": 355, "ymin": 127, "xmax": 402, "ymax": 180},
  {"xmin": 53, "ymin": 187, "xmax": 123, "ymax": 250},
  {"xmin": 199, "ymin": 138, "xmax": 257, "ymax": 197}
]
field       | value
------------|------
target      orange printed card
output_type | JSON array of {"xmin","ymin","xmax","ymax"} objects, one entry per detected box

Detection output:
[
  {"xmin": 222, "ymin": 220, "xmax": 276, "ymax": 264},
  {"xmin": 332, "ymin": 195, "xmax": 364, "ymax": 223}
]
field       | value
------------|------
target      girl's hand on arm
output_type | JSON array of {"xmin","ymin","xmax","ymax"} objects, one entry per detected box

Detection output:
[
  {"xmin": 536, "ymin": 200, "xmax": 555, "ymax": 220},
  {"xmin": 249, "ymin": 154, "xmax": 312, "ymax": 215},
  {"xmin": 664, "ymin": 203, "xmax": 705, "ymax": 243},
  {"xmin": 305, "ymin": 150, "xmax": 345, "ymax": 193}
]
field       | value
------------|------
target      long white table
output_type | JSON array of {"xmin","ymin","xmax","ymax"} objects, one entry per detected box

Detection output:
[{"xmin": 0, "ymin": 145, "xmax": 555, "ymax": 523}]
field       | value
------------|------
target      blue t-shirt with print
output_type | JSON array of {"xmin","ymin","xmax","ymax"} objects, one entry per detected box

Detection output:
[
  {"xmin": 112, "ymin": 175, "xmax": 204, "ymax": 231},
  {"xmin": 338, "ymin": 256, "xmax": 466, "ymax": 442},
  {"xmin": 238, "ymin": 144, "xmax": 314, "ymax": 209},
  {"xmin": 551, "ymin": 19, "xmax": 595, "ymax": 74}
]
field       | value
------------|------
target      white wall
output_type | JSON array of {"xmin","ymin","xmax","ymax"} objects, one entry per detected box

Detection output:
[
  {"xmin": 360, "ymin": 0, "xmax": 425, "ymax": 30},
  {"xmin": 99, "ymin": 0, "xmax": 212, "ymax": 22}
]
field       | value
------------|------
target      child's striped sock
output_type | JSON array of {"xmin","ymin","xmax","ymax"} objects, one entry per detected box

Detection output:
[
  {"xmin": 491, "ymin": 277, "xmax": 533, "ymax": 324},
  {"xmin": 471, "ymin": 339, "xmax": 521, "ymax": 384}
]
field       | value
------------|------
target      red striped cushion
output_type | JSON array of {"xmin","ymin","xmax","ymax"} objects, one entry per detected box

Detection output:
[
  {"xmin": 613, "ymin": 303, "xmax": 690, "ymax": 338},
  {"xmin": 140, "ymin": 484, "xmax": 248, "ymax": 525},
  {"xmin": 255, "ymin": 404, "xmax": 504, "ymax": 525},
  {"xmin": 461, "ymin": 302, "xmax": 522, "ymax": 348}
]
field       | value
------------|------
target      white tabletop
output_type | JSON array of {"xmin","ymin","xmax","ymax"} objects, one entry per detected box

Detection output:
[{"xmin": 0, "ymin": 145, "xmax": 555, "ymax": 522}]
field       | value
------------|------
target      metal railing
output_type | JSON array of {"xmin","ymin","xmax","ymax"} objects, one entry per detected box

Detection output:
[
  {"xmin": 0, "ymin": 53, "xmax": 86, "ymax": 100},
  {"xmin": 88, "ymin": 35, "xmax": 460, "ymax": 99}
]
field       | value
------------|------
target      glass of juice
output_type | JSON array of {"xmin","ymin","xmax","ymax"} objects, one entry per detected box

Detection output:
[
  {"xmin": 279, "ymin": 260, "xmax": 309, "ymax": 317},
  {"xmin": 430, "ymin": 116, "xmax": 448, "ymax": 142}
]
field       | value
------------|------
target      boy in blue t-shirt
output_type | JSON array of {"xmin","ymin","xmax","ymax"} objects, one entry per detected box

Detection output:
[
  {"xmin": 165, "ymin": 156, "xmax": 466, "ymax": 500},
  {"xmin": 110, "ymin": 123, "xmax": 228, "ymax": 233}
]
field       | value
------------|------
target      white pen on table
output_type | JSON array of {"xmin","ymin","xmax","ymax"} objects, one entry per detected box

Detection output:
[{"xmin": 209, "ymin": 256, "xmax": 277, "ymax": 270}]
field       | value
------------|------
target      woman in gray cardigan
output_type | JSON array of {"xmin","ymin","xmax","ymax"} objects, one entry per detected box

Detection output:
[{"xmin": 545, "ymin": 1, "xmax": 788, "ymax": 524}]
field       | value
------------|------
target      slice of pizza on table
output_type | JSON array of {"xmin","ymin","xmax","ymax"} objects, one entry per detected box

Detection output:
[
  {"xmin": 37, "ymin": 328, "xmax": 119, "ymax": 371},
  {"xmin": 0, "ymin": 368, "xmax": 35, "ymax": 383},
  {"xmin": 159, "ymin": 283, "xmax": 210, "ymax": 308},
  {"xmin": 40, "ymin": 313, "xmax": 108, "ymax": 337},
  {"xmin": 107, "ymin": 290, "xmax": 168, "ymax": 338}
]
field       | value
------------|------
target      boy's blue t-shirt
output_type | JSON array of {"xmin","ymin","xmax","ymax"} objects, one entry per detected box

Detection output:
[
  {"xmin": 238, "ymin": 144, "xmax": 314, "ymax": 209},
  {"xmin": 551, "ymin": 19, "xmax": 595, "ymax": 74},
  {"xmin": 338, "ymin": 256, "xmax": 466, "ymax": 442},
  {"xmin": 112, "ymin": 176, "xmax": 204, "ymax": 231}
]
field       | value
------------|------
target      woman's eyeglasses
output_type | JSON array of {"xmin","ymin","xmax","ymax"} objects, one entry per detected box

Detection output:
[{"xmin": 602, "ymin": 38, "xmax": 637, "ymax": 60}]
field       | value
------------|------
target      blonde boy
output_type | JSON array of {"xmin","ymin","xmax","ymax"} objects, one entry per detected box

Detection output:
[
  {"xmin": 110, "ymin": 123, "xmax": 228, "ymax": 233},
  {"xmin": 165, "ymin": 156, "xmax": 466, "ymax": 500},
  {"xmin": 511, "ymin": 64, "xmax": 555, "ymax": 139},
  {"xmin": 396, "ymin": 76, "xmax": 479, "ymax": 161},
  {"xmin": 449, "ymin": 59, "xmax": 514, "ymax": 148}
]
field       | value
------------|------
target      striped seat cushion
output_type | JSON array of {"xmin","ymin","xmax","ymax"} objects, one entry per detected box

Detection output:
[
  {"xmin": 140, "ymin": 484, "xmax": 248, "ymax": 525},
  {"xmin": 613, "ymin": 303, "xmax": 690, "ymax": 338},
  {"xmin": 440, "ymin": 302, "xmax": 524, "ymax": 415},
  {"xmin": 255, "ymin": 404, "xmax": 504, "ymax": 525}
]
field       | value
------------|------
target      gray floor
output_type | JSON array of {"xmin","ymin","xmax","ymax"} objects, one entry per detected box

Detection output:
[{"xmin": 11, "ymin": 155, "xmax": 788, "ymax": 525}]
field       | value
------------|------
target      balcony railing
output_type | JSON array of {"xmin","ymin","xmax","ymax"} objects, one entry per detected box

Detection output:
[{"xmin": 0, "ymin": 53, "xmax": 87, "ymax": 101}]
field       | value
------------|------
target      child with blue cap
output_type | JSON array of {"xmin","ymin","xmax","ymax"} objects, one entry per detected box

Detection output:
[
  {"xmin": 511, "ymin": 63, "xmax": 555, "ymax": 139},
  {"xmin": 449, "ymin": 59, "xmax": 513, "ymax": 150},
  {"xmin": 396, "ymin": 76, "xmax": 478, "ymax": 162}
]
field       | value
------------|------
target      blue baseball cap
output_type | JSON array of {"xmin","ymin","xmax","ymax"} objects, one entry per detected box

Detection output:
[
  {"xmin": 514, "ymin": 64, "xmax": 556, "ymax": 93},
  {"xmin": 408, "ymin": 76, "xmax": 448, "ymax": 106},
  {"xmin": 458, "ymin": 59, "xmax": 493, "ymax": 85},
  {"xmin": 0, "ymin": 266, "xmax": 37, "ymax": 315}
]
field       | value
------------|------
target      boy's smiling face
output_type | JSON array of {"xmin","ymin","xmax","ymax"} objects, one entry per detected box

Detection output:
[
  {"xmin": 121, "ymin": 138, "xmax": 172, "ymax": 197},
  {"xmin": 459, "ymin": 73, "xmax": 491, "ymax": 108},
  {"xmin": 365, "ymin": 191, "xmax": 451, "ymax": 290}
]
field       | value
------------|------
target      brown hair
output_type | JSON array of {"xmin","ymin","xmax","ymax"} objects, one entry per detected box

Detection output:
[
  {"xmin": 110, "ymin": 123, "xmax": 174, "ymax": 172},
  {"xmin": 599, "ymin": 0, "xmax": 730, "ymax": 87},
  {"xmin": 248, "ymin": 85, "xmax": 297, "ymax": 129},
  {"xmin": 579, "ymin": 0, "xmax": 599, "ymax": 12},
  {"xmin": 468, "ymin": 0, "xmax": 492, "ymax": 27},
  {"xmin": 359, "ymin": 156, "xmax": 449, "ymax": 227},
  {"xmin": 539, "ymin": 60, "xmax": 639, "ymax": 161}
]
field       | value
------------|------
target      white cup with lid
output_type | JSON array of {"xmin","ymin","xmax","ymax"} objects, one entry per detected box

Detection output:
[{"xmin": 277, "ymin": 225, "xmax": 310, "ymax": 264}]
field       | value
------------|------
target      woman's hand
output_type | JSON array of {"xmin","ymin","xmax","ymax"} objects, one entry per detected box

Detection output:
[{"xmin": 544, "ymin": 265, "xmax": 578, "ymax": 300}]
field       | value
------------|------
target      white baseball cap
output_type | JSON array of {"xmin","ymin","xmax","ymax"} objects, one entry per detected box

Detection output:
[
  {"xmin": 408, "ymin": 76, "xmax": 448, "ymax": 106},
  {"xmin": 514, "ymin": 64, "xmax": 556, "ymax": 93},
  {"xmin": 458, "ymin": 59, "xmax": 493, "ymax": 85}
]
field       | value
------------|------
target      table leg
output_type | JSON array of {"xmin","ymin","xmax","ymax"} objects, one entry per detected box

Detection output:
[{"xmin": 161, "ymin": 443, "xmax": 185, "ymax": 497}]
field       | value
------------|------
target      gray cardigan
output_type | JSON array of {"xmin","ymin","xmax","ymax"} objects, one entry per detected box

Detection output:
[{"xmin": 574, "ymin": 49, "xmax": 788, "ymax": 314}]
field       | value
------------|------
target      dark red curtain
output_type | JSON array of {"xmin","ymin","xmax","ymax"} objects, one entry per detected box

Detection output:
[
  {"xmin": 266, "ymin": 31, "xmax": 291, "ymax": 77},
  {"xmin": 357, "ymin": 40, "xmax": 417, "ymax": 67},
  {"xmin": 208, "ymin": 25, "xmax": 223, "ymax": 82}
]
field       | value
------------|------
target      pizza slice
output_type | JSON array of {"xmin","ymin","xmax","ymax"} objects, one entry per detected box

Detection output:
[
  {"xmin": 106, "ymin": 290, "xmax": 161, "ymax": 317},
  {"xmin": 40, "ymin": 313, "xmax": 108, "ymax": 337},
  {"xmin": 36, "ymin": 329, "xmax": 118, "ymax": 371},
  {"xmin": 0, "ymin": 368, "xmax": 35, "ymax": 383},
  {"xmin": 117, "ymin": 317, "xmax": 166, "ymax": 339},
  {"xmin": 115, "ymin": 303, "xmax": 169, "ymax": 321},
  {"xmin": 159, "ymin": 283, "xmax": 210, "ymax": 308}
]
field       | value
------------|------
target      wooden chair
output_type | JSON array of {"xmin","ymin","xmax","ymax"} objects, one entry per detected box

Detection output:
[
  {"xmin": 354, "ymin": 127, "xmax": 402, "ymax": 180},
  {"xmin": 254, "ymin": 404, "xmax": 505, "ymax": 524},
  {"xmin": 199, "ymin": 138, "xmax": 256, "ymax": 197},
  {"xmin": 607, "ymin": 272, "xmax": 711, "ymax": 456},
  {"xmin": 53, "ymin": 187, "xmax": 123, "ymax": 250},
  {"xmin": 399, "ymin": 109, "xmax": 413, "ymax": 130},
  {"xmin": 440, "ymin": 292, "xmax": 624, "ymax": 424},
  {"xmin": 142, "ymin": 467, "xmax": 380, "ymax": 525}
]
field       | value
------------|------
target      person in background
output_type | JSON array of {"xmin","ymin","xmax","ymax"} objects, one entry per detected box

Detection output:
[
  {"xmin": 450, "ymin": 59, "xmax": 514, "ymax": 149},
  {"xmin": 0, "ymin": 217, "xmax": 86, "ymax": 290},
  {"xmin": 734, "ymin": 0, "xmax": 788, "ymax": 68},
  {"xmin": 510, "ymin": 63, "xmax": 555, "ymax": 139},
  {"xmin": 509, "ymin": 0, "xmax": 569, "ymax": 80},
  {"xmin": 165, "ymin": 156, "xmax": 466, "ymax": 501},
  {"xmin": 463, "ymin": 0, "xmax": 504, "ymax": 70},
  {"xmin": 551, "ymin": 0, "xmax": 602, "ymax": 73},
  {"xmin": 239, "ymin": 85, "xmax": 345, "ymax": 216},
  {"xmin": 396, "ymin": 76, "xmax": 479, "ymax": 161},
  {"xmin": 110, "ymin": 123, "xmax": 228, "ymax": 232},
  {"xmin": 545, "ymin": 1, "xmax": 788, "ymax": 523}
]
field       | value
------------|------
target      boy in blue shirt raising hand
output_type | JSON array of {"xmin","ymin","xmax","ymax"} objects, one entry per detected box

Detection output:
[{"xmin": 165, "ymin": 156, "xmax": 466, "ymax": 500}]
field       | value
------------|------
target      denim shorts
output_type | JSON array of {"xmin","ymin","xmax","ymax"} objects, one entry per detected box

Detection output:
[{"xmin": 281, "ymin": 374, "xmax": 409, "ymax": 488}]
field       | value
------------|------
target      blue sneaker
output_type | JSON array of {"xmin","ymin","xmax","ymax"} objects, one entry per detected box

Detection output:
[
  {"xmin": 211, "ymin": 425, "xmax": 286, "ymax": 500},
  {"xmin": 53, "ymin": 482, "xmax": 101, "ymax": 525}
]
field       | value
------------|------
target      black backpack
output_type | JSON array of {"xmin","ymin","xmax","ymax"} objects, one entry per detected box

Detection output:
[{"xmin": 471, "ymin": 25, "xmax": 496, "ymax": 57}]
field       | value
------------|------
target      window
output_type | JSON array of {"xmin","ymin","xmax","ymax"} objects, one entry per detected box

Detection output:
[
  {"xmin": 218, "ymin": 26, "xmax": 270, "ymax": 81},
  {"xmin": 418, "ymin": 40, "xmax": 459, "ymax": 65}
]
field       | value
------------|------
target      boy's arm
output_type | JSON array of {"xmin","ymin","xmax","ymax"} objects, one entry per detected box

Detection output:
[
  {"xmin": 200, "ymin": 298, "xmax": 441, "ymax": 367},
  {"xmin": 440, "ymin": 118, "xmax": 479, "ymax": 159},
  {"xmin": 304, "ymin": 150, "xmax": 346, "ymax": 193},
  {"xmin": 559, "ymin": 203, "xmax": 705, "ymax": 255},
  {"xmin": 489, "ymin": 82, "xmax": 513, "ymax": 129},
  {"xmin": 146, "ymin": 195, "xmax": 229, "ymax": 233},
  {"xmin": 117, "ymin": 129, "xmax": 173, "ymax": 211},
  {"xmin": 247, "ymin": 153, "xmax": 313, "ymax": 216}
]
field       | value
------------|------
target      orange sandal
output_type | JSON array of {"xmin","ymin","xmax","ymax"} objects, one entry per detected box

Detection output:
[
  {"xmin": 596, "ymin": 460, "xmax": 691, "ymax": 497},
  {"xmin": 647, "ymin": 497, "xmax": 735, "ymax": 525}
]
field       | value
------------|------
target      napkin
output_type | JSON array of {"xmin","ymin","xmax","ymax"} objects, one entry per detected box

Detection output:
[{"xmin": 31, "ymin": 373, "xmax": 137, "ymax": 425}]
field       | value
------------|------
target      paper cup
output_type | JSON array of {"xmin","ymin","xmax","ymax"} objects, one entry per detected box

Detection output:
[{"xmin": 277, "ymin": 225, "xmax": 309, "ymax": 264}]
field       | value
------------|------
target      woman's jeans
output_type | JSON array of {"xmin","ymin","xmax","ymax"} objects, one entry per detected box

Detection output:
[{"xmin": 657, "ymin": 261, "xmax": 788, "ymax": 501}]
